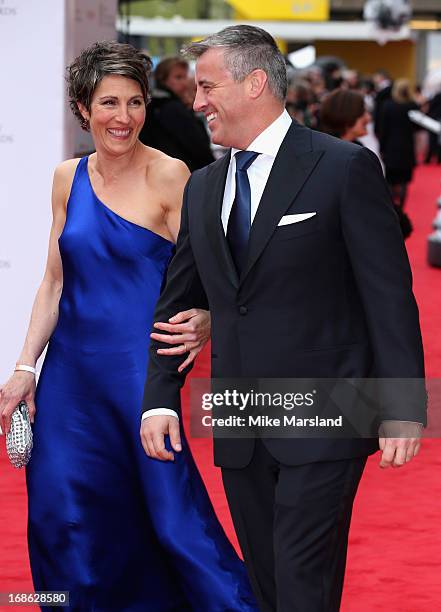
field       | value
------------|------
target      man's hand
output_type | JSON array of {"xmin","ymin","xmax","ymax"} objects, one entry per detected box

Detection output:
[
  {"xmin": 140, "ymin": 415, "xmax": 182, "ymax": 462},
  {"xmin": 151, "ymin": 308, "xmax": 211, "ymax": 372},
  {"xmin": 378, "ymin": 421, "xmax": 422, "ymax": 468}
]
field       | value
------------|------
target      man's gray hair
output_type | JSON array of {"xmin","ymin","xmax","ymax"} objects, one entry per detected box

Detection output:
[{"xmin": 182, "ymin": 25, "xmax": 287, "ymax": 102}]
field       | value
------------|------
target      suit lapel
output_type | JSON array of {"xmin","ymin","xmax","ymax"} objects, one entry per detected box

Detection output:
[
  {"xmin": 240, "ymin": 123, "xmax": 324, "ymax": 286},
  {"xmin": 203, "ymin": 152, "xmax": 240, "ymax": 288}
]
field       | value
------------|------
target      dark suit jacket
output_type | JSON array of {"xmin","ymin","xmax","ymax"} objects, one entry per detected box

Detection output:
[
  {"xmin": 374, "ymin": 84, "xmax": 392, "ymax": 138},
  {"xmin": 142, "ymin": 121, "xmax": 426, "ymax": 467},
  {"xmin": 428, "ymin": 92, "xmax": 441, "ymax": 120}
]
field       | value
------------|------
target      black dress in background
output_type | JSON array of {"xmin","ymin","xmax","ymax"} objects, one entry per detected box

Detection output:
[
  {"xmin": 140, "ymin": 87, "xmax": 215, "ymax": 171},
  {"xmin": 377, "ymin": 99, "xmax": 417, "ymax": 237},
  {"xmin": 378, "ymin": 99, "xmax": 418, "ymax": 186}
]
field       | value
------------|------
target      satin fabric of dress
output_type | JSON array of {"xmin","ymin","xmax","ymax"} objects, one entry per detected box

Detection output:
[{"xmin": 26, "ymin": 157, "xmax": 257, "ymax": 611}]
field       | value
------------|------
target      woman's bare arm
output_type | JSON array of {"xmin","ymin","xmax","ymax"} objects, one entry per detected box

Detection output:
[
  {"xmin": 0, "ymin": 160, "xmax": 78, "ymax": 433},
  {"xmin": 152, "ymin": 157, "xmax": 190, "ymax": 243}
]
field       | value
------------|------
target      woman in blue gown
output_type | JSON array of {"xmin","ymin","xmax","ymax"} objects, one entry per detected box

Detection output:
[{"xmin": 0, "ymin": 42, "xmax": 257, "ymax": 611}]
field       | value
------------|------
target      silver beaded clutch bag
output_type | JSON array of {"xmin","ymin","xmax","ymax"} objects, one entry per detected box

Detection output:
[{"xmin": 6, "ymin": 401, "xmax": 33, "ymax": 468}]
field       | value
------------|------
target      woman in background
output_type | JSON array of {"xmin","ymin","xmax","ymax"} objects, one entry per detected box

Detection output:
[
  {"xmin": 139, "ymin": 56, "xmax": 215, "ymax": 171},
  {"xmin": 378, "ymin": 79, "xmax": 419, "ymax": 210},
  {"xmin": 320, "ymin": 87, "xmax": 413, "ymax": 239},
  {"xmin": 0, "ymin": 42, "xmax": 256, "ymax": 612},
  {"xmin": 319, "ymin": 87, "xmax": 371, "ymax": 143}
]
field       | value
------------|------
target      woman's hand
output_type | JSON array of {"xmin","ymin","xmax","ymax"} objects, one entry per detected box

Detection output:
[
  {"xmin": 0, "ymin": 372, "xmax": 36, "ymax": 435},
  {"xmin": 151, "ymin": 308, "xmax": 211, "ymax": 372}
]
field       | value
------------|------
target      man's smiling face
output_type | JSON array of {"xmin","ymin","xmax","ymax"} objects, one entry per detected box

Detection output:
[{"xmin": 193, "ymin": 48, "xmax": 251, "ymax": 149}]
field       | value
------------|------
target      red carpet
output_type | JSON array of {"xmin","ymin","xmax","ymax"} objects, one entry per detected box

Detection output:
[
  {"xmin": 1, "ymin": 163, "xmax": 440, "ymax": 610},
  {"xmin": 339, "ymin": 165, "xmax": 441, "ymax": 611}
]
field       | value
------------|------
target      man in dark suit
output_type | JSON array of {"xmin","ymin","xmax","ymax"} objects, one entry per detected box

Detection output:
[
  {"xmin": 373, "ymin": 69, "xmax": 393, "ymax": 139},
  {"xmin": 140, "ymin": 26, "xmax": 426, "ymax": 611}
]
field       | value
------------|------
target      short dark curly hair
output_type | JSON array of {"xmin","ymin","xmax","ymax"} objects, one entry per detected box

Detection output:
[{"xmin": 67, "ymin": 41, "xmax": 152, "ymax": 130}]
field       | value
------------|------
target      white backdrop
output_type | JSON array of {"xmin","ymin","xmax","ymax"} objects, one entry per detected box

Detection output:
[
  {"xmin": 65, "ymin": 0, "xmax": 118, "ymax": 158},
  {"xmin": 0, "ymin": 0, "xmax": 117, "ymax": 382}
]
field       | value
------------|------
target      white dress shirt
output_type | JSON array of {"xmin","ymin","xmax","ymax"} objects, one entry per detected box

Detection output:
[{"xmin": 222, "ymin": 110, "xmax": 292, "ymax": 233}]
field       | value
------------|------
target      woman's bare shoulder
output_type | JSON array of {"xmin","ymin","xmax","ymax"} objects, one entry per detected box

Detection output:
[
  {"xmin": 53, "ymin": 157, "xmax": 81, "ymax": 182},
  {"xmin": 52, "ymin": 158, "xmax": 82, "ymax": 208},
  {"xmin": 143, "ymin": 146, "xmax": 189, "ymax": 183},
  {"xmin": 53, "ymin": 157, "xmax": 81, "ymax": 187}
]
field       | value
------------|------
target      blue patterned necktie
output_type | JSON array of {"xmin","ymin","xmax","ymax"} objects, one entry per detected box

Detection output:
[{"xmin": 227, "ymin": 150, "xmax": 259, "ymax": 275}]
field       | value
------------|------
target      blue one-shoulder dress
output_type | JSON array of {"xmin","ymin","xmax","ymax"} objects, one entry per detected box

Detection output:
[{"xmin": 26, "ymin": 157, "xmax": 257, "ymax": 612}]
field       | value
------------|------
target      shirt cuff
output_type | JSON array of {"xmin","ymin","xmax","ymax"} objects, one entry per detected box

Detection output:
[
  {"xmin": 379, "ymin": 420, "xmax": 423, "ymax": 437},
  {"xmin": 141, "ymin": 409, "xmax": 179, "ymax": 422}
]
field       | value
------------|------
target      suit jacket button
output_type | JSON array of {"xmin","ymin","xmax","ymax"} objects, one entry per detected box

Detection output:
[{"xmin": 239, "ymin": 306, "xmax": 248, "ymax": 315}]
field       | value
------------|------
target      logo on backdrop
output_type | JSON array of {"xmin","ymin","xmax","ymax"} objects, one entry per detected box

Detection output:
[
  {"xmin": 98, "ymin": 2, "xmax": 115, "ymax": 28},
  {"xmin": 0, "ymin": 124, "xmax": 13, "ymax": 144},
  {"xmin": 0, "ymin": 0, "xmax": 17, "ymax": 17},
  {"xmin": 75, "ymin": 2, "xmax": 115, "ymax": 28},
  {"xmin": 0, "ymin": 260, "xmax": 12, "ymax": 270}
]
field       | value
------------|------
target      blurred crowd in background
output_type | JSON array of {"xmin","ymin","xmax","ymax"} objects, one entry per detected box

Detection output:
[{"xmin": 139, "ymin": 54, "xmax": 441, "ymax": 240}]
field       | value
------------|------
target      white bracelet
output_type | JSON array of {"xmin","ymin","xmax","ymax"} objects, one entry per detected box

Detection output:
[{"xmin": 15, "ymin": 364, "xmax": 36, "ymax": 375}]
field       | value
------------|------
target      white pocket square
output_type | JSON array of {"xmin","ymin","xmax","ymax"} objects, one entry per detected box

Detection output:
[{"xmin": 277, "ymin": 212, "xmax": 316, "ymax": 226}]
